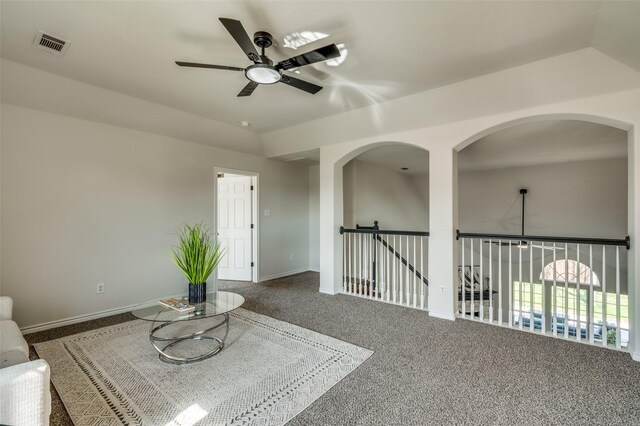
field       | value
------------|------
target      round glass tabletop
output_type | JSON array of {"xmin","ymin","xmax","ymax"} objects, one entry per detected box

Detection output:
[{"xmin": 131, "ymin": 291, "xmax": 245, "ymax": 323}]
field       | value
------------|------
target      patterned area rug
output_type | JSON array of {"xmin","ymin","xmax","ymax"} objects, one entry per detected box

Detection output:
[{"xmin": 34, "ymin": 308, "xmax": 373, "ymax": 425}]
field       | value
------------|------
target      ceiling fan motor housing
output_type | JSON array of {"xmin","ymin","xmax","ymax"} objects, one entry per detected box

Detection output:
[{"xmin": 253, "ymin": 31, "xmax": 274, "ymax": 49}]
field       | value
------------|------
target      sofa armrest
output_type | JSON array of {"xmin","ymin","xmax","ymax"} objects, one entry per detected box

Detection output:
[
  {"xmin": 0, "ymin": 359, "xmax": 51, "ymax": 426},
  {"xmin": 0, "ymin": 297, "xmax": 13, "ymax": 320}
]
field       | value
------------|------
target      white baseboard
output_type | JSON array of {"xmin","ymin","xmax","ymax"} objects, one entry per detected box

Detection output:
[
  {"xmin": 308, "ymin": 267, "xmax": 320, "ymax": 273},
  {"xmin": 20, "ymin": 294, "xmax": 183, "ymax": 335},
  {"xmin": 258, "ymin": 268, "xmax": 310, "ymax": 283},
  {"xmin": 632, "ymin": 352, "xmax": 640, "ymax": 362},
  {"xmin": 319, "ymin": 287, "xmax": 338, "ymax": 295},
  {"xmin": 21, "ymin": 303, "xmax": 137, "ymax": 335},
  {"xmin": 429, "ymin": 311, "xmax": 456, "ymax": 321},
  {"xmin": 21, "ymin": 270, "xmax": 313, "ymax": 334}
]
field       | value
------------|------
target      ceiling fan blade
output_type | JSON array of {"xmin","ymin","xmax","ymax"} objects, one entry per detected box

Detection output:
[
  {"xmin": 279, "ymin": 75, "xmax": 323, "ymax": 94},
  {"xmin": 276, "ymin": 44, "xmax": 340, "ymax": 70},
  {"xmin": 219, "ymin": 18, "xmax": 262, "ymax": 63},
  {"xmin": 237, "ymin": 81, "xmax": 259, "ymax": 97},
  {"xmin": 175, "ymin": 61, "xmax": 245, "ymax": 71}
]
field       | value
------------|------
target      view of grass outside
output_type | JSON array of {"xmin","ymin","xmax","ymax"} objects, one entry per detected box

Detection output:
[{"xmin": 512, "ymin": 282, "xmax": 629, "ymax": 332}]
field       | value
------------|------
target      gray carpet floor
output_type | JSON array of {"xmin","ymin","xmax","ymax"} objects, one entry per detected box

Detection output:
[{"xmin": 27, "ymin": 272, "xmax": 640, "ymax": 425}]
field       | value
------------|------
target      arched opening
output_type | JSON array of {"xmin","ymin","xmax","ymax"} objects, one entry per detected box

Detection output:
[
  {"xmin": 337, "ymin": 142, "xmax": 430, "ymax": 309},
  {"xmin": 455, "ymin": 117, "xmax": 630, "ymax": 349},
  {"xmin": 540, "ymin": 259, "xmax": 600, "ymax": 286}
]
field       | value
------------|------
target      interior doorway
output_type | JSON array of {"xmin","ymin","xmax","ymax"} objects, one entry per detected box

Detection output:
[{"xmin": 215, "ymin": 168, "xmax": 258, "ymax": 282}]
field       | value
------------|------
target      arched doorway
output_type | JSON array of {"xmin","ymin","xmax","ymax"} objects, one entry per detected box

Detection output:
[
  {"xmin": 455, "ymin": 118, "xmax": 631, "ymax": 350},
  {"xmin": 340, "ymin": 144, "xmax": 430, "ymax": 309}
]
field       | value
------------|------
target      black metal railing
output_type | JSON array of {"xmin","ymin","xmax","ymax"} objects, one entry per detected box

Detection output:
[
  {"xmin": 455, "ymin": 229, "xmax": 630, "ymax": 350},
  {"xmin": 456, "ymin": 230, "xmax": 630, "ymax": 249},
  {"xmin": 340, "ymin": 221, "xmax": 430, "ymax": 288}
]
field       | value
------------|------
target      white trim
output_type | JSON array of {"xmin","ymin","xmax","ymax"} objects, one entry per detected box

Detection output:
[
  {"xmin": 429, "ymin": 311, "xmax": 457, "ymax": 321},
  {"xmin": 258, "ymin": 268, "xmax": 310, "ymax": 282},
  {"xmin": 308, "ymin": 267, "xmax": 320, "ymax": 273},
  {"xmin": 20, "ymin": 303, "xmax": 137, "ymax": 334},
  {"xmin": 341, "ymin": 291, "xmax": 429, "ymax": 312},
  {"xmin": 458, "ymin": 314, "xmax": 633, "ymax": 355},
  {"xmin": 320, "ymin": 287, "xmax": 338, "ymax": 295}
]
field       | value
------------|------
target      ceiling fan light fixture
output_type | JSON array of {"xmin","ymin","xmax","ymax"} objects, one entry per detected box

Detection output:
[{"xmin": 245, "ymin": 64, "xmax": 281, "ymax": 84}]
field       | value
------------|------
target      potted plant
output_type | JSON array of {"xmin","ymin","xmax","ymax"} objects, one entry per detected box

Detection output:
[{"xmin": 170, "ymin": 223, "xmax": 225, "ymax": 304}]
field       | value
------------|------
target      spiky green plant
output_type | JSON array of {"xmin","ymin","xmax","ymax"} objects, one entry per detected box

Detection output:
[{"xmin": 169, "ymin": 223, "xmax": 225, "ymax": 285}]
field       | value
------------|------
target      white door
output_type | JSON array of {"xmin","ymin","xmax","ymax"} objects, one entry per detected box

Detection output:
[{"xmin": 218, "ymin": 175, "xmax": 253, "ymax": 281}]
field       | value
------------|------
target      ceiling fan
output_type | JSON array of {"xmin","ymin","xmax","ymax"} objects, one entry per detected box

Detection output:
[
  {"xmin": 485, "ymin": 189, "xmax": 563, "ymax": 251},
  {"xmin": 175, "ymin": 18, "xmax": 341, "ymax": 97}
]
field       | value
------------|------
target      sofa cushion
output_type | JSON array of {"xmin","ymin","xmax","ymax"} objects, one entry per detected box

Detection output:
[
  {"xmin": 0, "ymin": 350, "xmax": 29, "ymax": 368},
  {"xmin": 0, "ymin": 321, "xmax": 29, "ymax": 359}
]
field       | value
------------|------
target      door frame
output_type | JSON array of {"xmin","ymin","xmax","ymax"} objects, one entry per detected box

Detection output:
[{"xmin": 214, "ymin": 167, "xmax": 259, "ymax": 283}]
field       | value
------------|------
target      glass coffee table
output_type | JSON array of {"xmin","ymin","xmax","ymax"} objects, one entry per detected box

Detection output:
[{"xmin": 131, "ymin": 291, "xmax": 244, "ymax": 364}]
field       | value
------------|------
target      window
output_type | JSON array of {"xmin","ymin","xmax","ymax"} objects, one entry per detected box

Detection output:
[
  {"xmin": 540, "ymin": 259, "xmax": 600, "ymax": 286},
  {"xmin": 512, "ymin": 259, "xmax": 628, "ymax": 347}
]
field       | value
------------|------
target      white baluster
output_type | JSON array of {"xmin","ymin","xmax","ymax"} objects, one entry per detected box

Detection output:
[
  {"xmin": 385, "ymin": 236, "xmax": 389, "ymax": 302},
  {"xmin": 616, "ymin": 246, "xmax": 621, "ymax": 350},
  {"xmin": 413, "ymin": 235, "xmax": 418, "ymax": 308},
  {"xmin": 358, "ymin": 234, "xmax": 363, "ymax": 296},
  {"xmin": 348, "ymin": 233, "xmax": 352, "ymax": 294},
  {"xmin": 368, "ymin": 234, "xmax": 373, "ymax": 299},
  {"xmin": 461, "ymin": 238, "xmax": 466, "ymax": 317},
  {"xmin": 470, "ymin": 239, "xmax": 475, "ymax": 319},
  {"xmin": 564, "ymin": 244, "xmax": 569, "ymax": 339},
  {"xmin": 489, "ymin": 240, "xmax": 493, "ymax": 323},
  {"xmin": 589, "ymin": 244, "xmax": 594, "ymax": 344},
  {"xmin": 552, "ymin": 244, "xmax": 557, "ymax": 336},
  {"xmin": 364, "ymin": 233, "xmax": 369, "ymax": 297},
  {"xmin": 421, "ymin": 236, "xmax": 425, "ymax": 310},
  {"xmin": 576, "ymin": 244, "xmax": 581, "ymax": 342},
  {"xmin": 508, "ymin": 241, "xmax": 512, "ymax": 327},
  {"xmin": 602, "ymin": 245, "xmax": 607, "ymax": 346},
  {"xmin": 518, "ymin": 244, "xmax": 523, "ymax": 330},
  {"xmin": 406, "ymin": 235, "xmax": 410, "ymax": 306},
  {"xmin": 480, "ymin": 240, "xmax": 484, "ymax": 321},
  {"xmin": 392, "ymin": 235, "xmax": 397, "ymax": 304},
  {"xmin": 541, "ymin": 243, "xmax": 546, "ymax": 334},
  {"xmin": 343, "ymin": 232, "xmax": 346, "ymax": 292},
  {"xmin": 529, "ymin": 243, "xmax": 533, "ymax": 332},
  {"xmin": 498, "ymin": 240, "xmax": 503, "ymax": 325}
]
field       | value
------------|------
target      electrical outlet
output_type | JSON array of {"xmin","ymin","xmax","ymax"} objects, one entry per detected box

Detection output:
[
  {"xmin": 264, "ymin": 209, "xmax": 271, "ymax": 216},
  {"xmin": 97, "ymin": 283, "xmax": 105, "ymax": 294}
]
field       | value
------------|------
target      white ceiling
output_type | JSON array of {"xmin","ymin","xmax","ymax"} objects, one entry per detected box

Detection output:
[
  {"xmin": 2, "ymin": 1, "xmax": 639, "ymax": 135},
  {"xmin": 459, "ymin": 120, "xmax": 628, "ymax": 171},
  {"xmin": 351, "ymin": 145, "xmax": 430, "ymax": 175},
  {"xmin": 334, "ymin": 120, "xmax": 627, "ymax": 175}
]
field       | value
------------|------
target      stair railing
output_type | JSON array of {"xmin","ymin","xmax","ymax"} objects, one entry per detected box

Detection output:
[
  {"xmin": 340, "ymin": 221, "xmax": 429, "ymax": 309},
  {"xmin": 456, "ymin": 229, "xmax": 630, "ymax": 351}
]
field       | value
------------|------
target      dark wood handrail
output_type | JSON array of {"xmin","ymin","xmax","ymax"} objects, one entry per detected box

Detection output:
[
  {"xmin": 340, "ymin": 226, "xmax": 429, "ymax": 237},
  {"xmin": 456, "ymin": 230, "xmax": 630, "ymax": 250}
]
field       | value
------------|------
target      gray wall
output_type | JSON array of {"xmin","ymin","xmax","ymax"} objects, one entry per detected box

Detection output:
[
  {"xmin": 458, "ymin": 158, "xmax": 628, "ymax": 239},
  {"xmin": 1, "ymin": 104, "xmax": 310, "ymax": 327},
  {"xmin": 309, "ymin": 164, "xmax": 320, "ymax": 271},
  {"xmin": 343, "ymin": 160, "xmax": 429, "ymax": 231}
]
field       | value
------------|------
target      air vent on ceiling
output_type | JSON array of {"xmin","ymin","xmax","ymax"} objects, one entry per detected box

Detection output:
[{"xmin": 33, "ymin": 31, "xmax": 70, "ymax": 55}]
